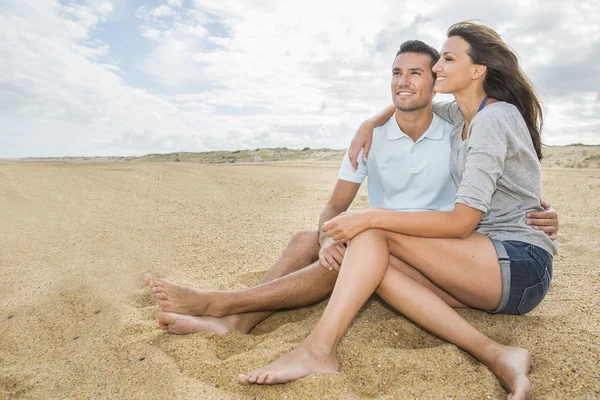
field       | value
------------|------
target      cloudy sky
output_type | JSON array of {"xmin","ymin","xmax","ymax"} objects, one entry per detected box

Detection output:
[{"xmin": 1, "ymin": 0, "xmax": 599, "ymax": 157}]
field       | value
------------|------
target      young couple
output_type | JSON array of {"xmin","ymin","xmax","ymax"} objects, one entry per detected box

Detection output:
[{"xmin": 145, "ymin": 21, "xmax": 559, "ymax": 399}]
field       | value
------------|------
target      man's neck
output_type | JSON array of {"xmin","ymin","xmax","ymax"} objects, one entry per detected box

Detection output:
[{"xmin": 394, "ymin": 105, "xmax": 434, "ymax": 142}]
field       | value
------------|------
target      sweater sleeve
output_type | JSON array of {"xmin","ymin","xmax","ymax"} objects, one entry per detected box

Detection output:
[
  {"xmin": 432, "ymin": 101, "xmax": 461, "ymax": 124},
  {"xmin": 455, "ymin": 112, "xmax": 508, "ymax": 213}
]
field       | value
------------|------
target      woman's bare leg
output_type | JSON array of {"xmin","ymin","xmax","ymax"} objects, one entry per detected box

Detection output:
[
  {"xmin": 238, "ymin": 230, "xmax": 531, "ymax": 399},
  {"xmin": 386, "ymin": 254, "xmax": 466, "ymax": 308},
  {"xmin": 377, "ymin": 258, "xmax": 530, "ymax": 400},
  {"xmin": 385, "ymin": 231, "xmax": 502, "ymax": 310},
  {"xmin": 238, "ymin": 228, "xmax": 390, "ymax": 384}
]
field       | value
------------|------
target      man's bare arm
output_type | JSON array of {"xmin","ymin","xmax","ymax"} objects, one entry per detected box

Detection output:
[{"xmin": 317, "ymin": 179, "xmax": 361, "ymax": 271}]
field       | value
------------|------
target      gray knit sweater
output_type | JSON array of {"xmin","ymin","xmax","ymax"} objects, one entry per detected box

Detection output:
[{"xmin": 433, "ymin": 101, "xmax": 558, "ymax": 255}]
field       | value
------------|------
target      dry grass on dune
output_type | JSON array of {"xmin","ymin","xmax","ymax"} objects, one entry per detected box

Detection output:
[{"xmin": 14, "ymin": 145, "xmax": 600, "ymax": 169}]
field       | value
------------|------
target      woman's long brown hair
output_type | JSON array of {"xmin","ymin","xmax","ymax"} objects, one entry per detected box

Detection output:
[{"xmin": 448, "ymin": 22, "xmax": 544, "ymax": 160}]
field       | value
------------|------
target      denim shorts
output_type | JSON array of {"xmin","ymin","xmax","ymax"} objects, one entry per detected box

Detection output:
[{"xmin": 488, "ymin": 240, "xmax": 553, "ymax": 315}]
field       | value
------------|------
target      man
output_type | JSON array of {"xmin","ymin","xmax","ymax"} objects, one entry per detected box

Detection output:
[{"xmin": 144, "ymin": 40, "xmax": 558, "ymax": 337}]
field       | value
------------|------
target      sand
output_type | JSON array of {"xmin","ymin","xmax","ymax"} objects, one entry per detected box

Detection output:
[{"xmin": 1, "ymin": 160, "xmax": 599, "ymax": 399}]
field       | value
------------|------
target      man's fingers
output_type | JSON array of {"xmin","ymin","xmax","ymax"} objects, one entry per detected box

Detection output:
[
  {"xmin": 318, "ymin": 254, "xmax": 329, "ymax": 269},
  {"xmin": 549, "ymin": 233, "xmax": 557, "ymax": 240},
  {"xmin": 319, "ymin": 254, "xmax": 334, "ymax": 271},
  {"xmin": 527, "ymin": 210, "xmax": 557, "ymax": 220},
  {"xmin": 330, "ymin": 247, "xmax": 344, "ymax": 266},
  {"xmin": 533, "ymin": 225, "xmax": 558, "ymax": 234},
  {"xmin": 320, "ymin": 253, "xmax": 339, "ymax": 272},
  {"xmin": 526, "ymin": 218, "xmax": 556, "ymax": 227},
  {"xmin": 540, "ymin": 199, "xmax": 551, "ymax": 209},
  {"xmin": 324, "ymin": 252, "xmax": 340, "ymax": 272},
  {"xmin": 334, "ymin": 244, "xmax": 346, "ymax": 259},
  {"xmin": 325, "ymin": 253, "xmax": 340, "ymax": 272}
]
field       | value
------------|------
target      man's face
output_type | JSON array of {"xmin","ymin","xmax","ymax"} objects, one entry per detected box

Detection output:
[{"xmin": 390, "ymin": 52, "xmax": 435, "ymax": 112}]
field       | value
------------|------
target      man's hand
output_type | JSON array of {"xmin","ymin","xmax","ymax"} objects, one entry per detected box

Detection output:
[
  {"xmin": 526, "ymin": 200, "xmax": 559, "ymax": 240},
  {"xmin": 318, "ymin": 238, "xmax": 346, "ymax": 272},
  {"xmin": 322, "ymin": 209, "xmax": 373, "ymax": 243}
]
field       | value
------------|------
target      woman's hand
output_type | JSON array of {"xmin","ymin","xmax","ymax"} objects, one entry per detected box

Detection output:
[
  {"xmin": 348, "ymin": 121, "xmax": 375, "ymax": 170},
  {"xmin": 322, "ymin": 210, "xmax": 375, "ymax": 243}
]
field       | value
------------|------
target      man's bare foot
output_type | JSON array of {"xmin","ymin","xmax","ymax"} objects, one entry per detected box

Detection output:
[
  {"xmin": 157, "ymin": 311, "xmax": 233, "ymax": 335},
  {"xmin": 486, "ymin": 346, "xmax": 532, "ymax": 400},
  {"xmin": 143, "ymin": 274, "xmax": 224, "ymax": 316},
  {"xmin": 237, "ymin": 341, "xmax": 339, "ymax": 385}
]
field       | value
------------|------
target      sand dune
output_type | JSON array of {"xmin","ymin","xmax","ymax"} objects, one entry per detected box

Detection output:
[
  {"xmin": 1, "ymin": 160, "xmax": 599, "ymax": 399},
  {"xmin": 14, "ymin": 145, "xmax": 600, "ymax": 169}
]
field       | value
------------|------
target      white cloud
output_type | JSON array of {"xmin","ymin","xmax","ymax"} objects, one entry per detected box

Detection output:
[
  {"xmin": 0, "ymin": 0, "xmax": 218, "ymax": 157},
  {"xmin": 167, "ymin": 0, "xmax": 184, "ymax": 7},
  {"xmin": 0, "ymin": 0, "xmax": 598, "ymax": 157}
]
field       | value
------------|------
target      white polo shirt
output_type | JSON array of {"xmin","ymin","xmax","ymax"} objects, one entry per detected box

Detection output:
[{"xmin": 339, "ymin": 114, "xmax": 456, "ymax": 211}]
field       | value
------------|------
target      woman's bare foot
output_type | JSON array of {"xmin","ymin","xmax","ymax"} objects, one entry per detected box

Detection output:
[
  {"xmin": 238, "ymin": 341, "xmax": 339, "ymax": 385},
  {"xmin": 486, "ymin": 346, "xmax": 532, "ymax": 400},
  {"xmin": 143, "ymin": 274, "xmax": 224, "ymax": 316},
  {"xmin": 157, "ymin": 311, "xmax": 233, "ymax": 335}
]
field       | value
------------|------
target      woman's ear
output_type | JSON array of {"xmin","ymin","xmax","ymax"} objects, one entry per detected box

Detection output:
[{"xmin": 472, "ymin": 64, "xmax": 487, "ymax": 80}]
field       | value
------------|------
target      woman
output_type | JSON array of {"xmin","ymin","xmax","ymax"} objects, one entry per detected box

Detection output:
[{"xmin": 239, "ymin": 22, "xmax": 555, "ymax": 399}]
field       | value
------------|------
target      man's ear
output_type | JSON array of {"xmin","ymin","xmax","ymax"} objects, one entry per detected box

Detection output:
[{"xmin": 472, "ymin": 64, "xmax": 487, "ymax": 80}]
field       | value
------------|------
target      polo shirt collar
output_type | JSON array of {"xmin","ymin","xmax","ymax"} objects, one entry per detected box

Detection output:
[{"xmin": 386, "ymin": 113, "xmax": 444, "ymax": 141}]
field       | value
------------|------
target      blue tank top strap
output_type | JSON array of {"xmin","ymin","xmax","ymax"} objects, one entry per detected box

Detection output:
[{"xmin": 478, "ymin": 96, "xmax": 489, "ymax": 112}]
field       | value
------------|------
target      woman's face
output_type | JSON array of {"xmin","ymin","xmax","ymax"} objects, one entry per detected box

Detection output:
[{"xmin": 433, "ymin": 35, "xmax": 479, "ymax": 94}]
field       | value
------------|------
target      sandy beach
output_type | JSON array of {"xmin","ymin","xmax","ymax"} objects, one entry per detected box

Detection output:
[{"xmin": 1, "ymin": 158, "xmax": 599, "ymax": 399}]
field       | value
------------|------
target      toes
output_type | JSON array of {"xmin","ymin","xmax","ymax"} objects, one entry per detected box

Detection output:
[
  {"xmin": 157, "ymin": 312, "xmax": 178, "ymax": 334},
  {"xmin": 247, "ymin": 371, "xmax": 259, "ymax": 383},
  {"xmin": 240, "ymin": 368, "xmax": 280, "ymax": 385},
  {"xmin": 159, "ymin": 301, "xmax": 171, "ymax": 311},
  {"xmin": 257, "ymin": 371, "xmax": 270, "ymax": 384},
  {"xmin": 154, "ymin": 293, "xmax": 168, "ymax": 300},
  {"xmin": 157, "ymin": 311, "xmax": 173, "ymax": 324},
  {"xmin": 143, "ymin": 273, "xmax": 153, "ymax": 285},
  {"xmin": 265, "ymin": 373, "xmax": 278, "ymax": 384},
  {"xmin": 152, "ymin": 278, "xmax": 166, "ymax": 287},
  {"xmin": 151, "ymin": 286, "xmax": 166, "ymax": 293}
]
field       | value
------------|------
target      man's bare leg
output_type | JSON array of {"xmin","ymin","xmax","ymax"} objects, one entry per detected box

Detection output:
[
  {"xmin": 145, "ymin": 230, "xmax": 335, "ymax": 334},
  {"xmin": 154, "ymin": 250, "xmax": 472, "ymax": 335},
  {"xmin": 154, "ymin": 262, "xmax": 337, "ymax": 334}
]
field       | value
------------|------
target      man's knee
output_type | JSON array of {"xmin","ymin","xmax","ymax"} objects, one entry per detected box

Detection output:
[{"xmin": 289, "ymin": 230, "xmax": 319, "ymax": 247}]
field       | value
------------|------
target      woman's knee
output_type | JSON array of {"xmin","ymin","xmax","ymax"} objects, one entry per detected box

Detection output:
[{"xmin": 351, "ymin": 228, "xmax": 388, "ymax": 244}]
